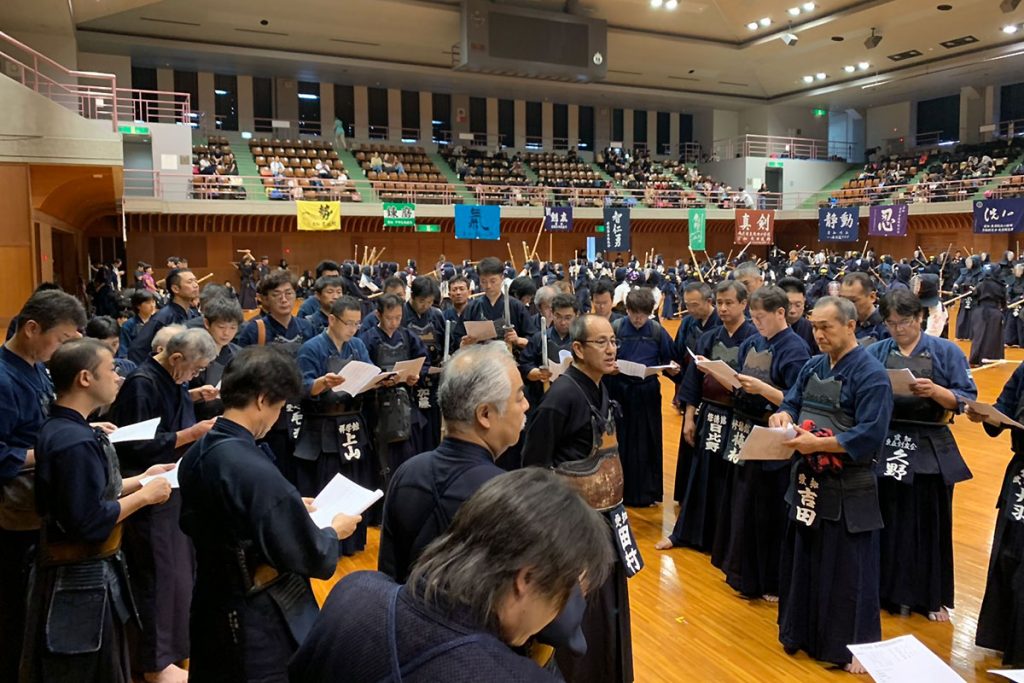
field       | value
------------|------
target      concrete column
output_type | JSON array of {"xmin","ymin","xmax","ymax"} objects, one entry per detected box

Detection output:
[
  {"xmin": 542, "ymin": 101, "xmax": 553, "ymax": 149},
  {"xmin": 960, "ymin": 86, "xmax": 982, "ymax": 145},
  {"xmin": 514, "ymin": 99, "xmax": 526, "ymax": 149},
  {"xmin": 595, "ymin": 106, "xmax": 610, "ymax": 151},
  {"xmin": 622, "ymin": 109, "xmax": 633, "ymax": 149},
  {"xmin": 419, "ymin": 91, "xmax": 433, "ymax": 146},
  {"xmin": 198, "ymin": 72, "xmax": 216, "ymax": 131},
  {"xmin": 387, "ymin": 89, "xmax": 402, "ymax": 142},
  {"xmin": 568, "ymin": 104, "xmax": 579, "ymax": 149},
  {"xmin": 155, "ymin": 68, "xmax": 173, "ymax": 124},
  {"xmin": 320, "ymin": 81, "xmax": 334, "ymax": 138},
  {"xmin": 669, "ymin": 112, "xmax": 680, "ymax": 159},
  {"xmin": 353, "ymin": 85, "xmax": 368, "ymax": 142},
  {"xmin": 275, "ymin": 78, "xmax": 298, "ymax": 138},
  {"xmin": 486, "ymin": 97, "xmax": 498, "ymax": 148},
  {"xmin": 237, "ymin": 75, "xmax": 254, "ymax": 133},
  {"xmin": 647, "ymin": 110, "xmax": 657, "ymax": 152}
]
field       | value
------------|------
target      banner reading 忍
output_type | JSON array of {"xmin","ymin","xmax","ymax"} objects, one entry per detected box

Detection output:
[
  {"xmin": 688, "ymin": 208, "xmax": 706, "ymax": 251},
  {"xmin": 818, "ymin": 206, "xmax": 860, "ymax": 242},
  {"xmin": 973, "ymin": 198, "xmax": 1024, "ymax": 233},
  {"xmin": 383, "ymin": 202, "xmax": 416, "ymax": 227},
  {"xmin": 296, "ymin": 200, "xmax": 341, "ymax": 231},
  {"xmin": 454, "ymin": 205, "xmax": 501, "ymax": 240},
  {"xmin": 734, "ymin": 209, "xmax": 774, "ymax": 245},
  {"xmin": 603, "ymin": 207, "xmax": 631, "ymax": 252},
  {"xmin": 545, "ymin": 206, "xmax": 573, "ymax": 232},
  {"xmin": 867, "ymin": 204, "xmax": 909, "ymax": 237}
]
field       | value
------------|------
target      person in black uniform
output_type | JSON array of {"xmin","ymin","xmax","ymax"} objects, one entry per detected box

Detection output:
[
  {"xmin": 127, "ymin": 269, "xmax": 201, "ymax": 365},
  {"xmin": 178, "ymin": 346, "xmax": 360, "ymax": 683},
  {"xmin": 839, "ymin": 272, "xmax": 888, "ymax": 346},
  {"xmin": 188, "ymin": 296, "xmax": 243, "ymax": 422},
  {"xmin": 777, "ymin": 277, "xmax": 818, "ymax": 354},
  {"xmin": 403, "ymin": 276, "xmax": 449, "ymax": 453},
  {"xmin": 302, "ymin": 276, "xmax": 345, "ymax": 336},
  {"xmin": 22, "ymin": 339, "xmax": 174, "ymax": 683},
  {"xmin": 460, "ymin": 257, "xmax": 536, "ymax": 350},
  {"xmin": 970, "ymin": 262, "xmax": 1006, "ymax": 366}
]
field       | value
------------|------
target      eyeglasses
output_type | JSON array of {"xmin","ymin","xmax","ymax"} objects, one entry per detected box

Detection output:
[
  {"xmin": 266, "ymin": 289, "xmax": 296, "ymax": 300},
  {"xmin": 582, "ymin": 338, "xmax": 618, "ymax": 349},
  {"xmin": 884, "ymin": 318, "xmax": 918, "ymax": 331}
]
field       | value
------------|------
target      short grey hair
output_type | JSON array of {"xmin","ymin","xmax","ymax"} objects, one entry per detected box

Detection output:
[
  {"xmin": 165, "ymin": 328, "xmax": 218, "ymax": 363},
  {"xmin": 733, "ymin": 262, "xmax": 763, "ymax": 281},
  {"xmin": 814, "ymin": 295, "xmax": 857, "ymax": 325},
  {"xmin": 439, "ymin": 342, "xmax": 515, "ymax": 424},
  {"xmin": 151, "ymin": 324, "xmax": 186, "ymax": 353},
  {"xmin": 534, "ymin": 285, "xmax": 558, "ymax": 312}
]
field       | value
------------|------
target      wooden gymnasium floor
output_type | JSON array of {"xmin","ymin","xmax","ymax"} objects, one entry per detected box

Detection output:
[{"xmin": 311, "ymin": 314, "xmax": 1019, "ymax": 682}]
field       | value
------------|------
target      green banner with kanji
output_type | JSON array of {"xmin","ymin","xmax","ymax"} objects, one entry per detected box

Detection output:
[
  {"xmin": 383, "ymin": 202, "xmax": 416, "ymax": 227},
  {"xmin": 688, "ymin": 208, "xmax": 706, "ymax": 251}
]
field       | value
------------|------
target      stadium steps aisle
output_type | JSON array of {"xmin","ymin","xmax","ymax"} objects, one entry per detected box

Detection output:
[
  {"xmin": 427, "ymin": 151, "xmax": 476, "ymax": 203},
  {"xmin": 335, "ymin": 147, "xmax": 376, "ymax": 202},
  {"xmin": 225, "ymin": 134, "xmax": 268, "ymax": 202},
  {"xmin": 797, "ymin": 164, "xmax": 860, "ymax": 209}
]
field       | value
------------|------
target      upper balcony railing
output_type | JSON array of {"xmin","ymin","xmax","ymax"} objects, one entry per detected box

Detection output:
[{"xmin": 711, "ymin": 134, "xmax": 853, "ymax": 162}]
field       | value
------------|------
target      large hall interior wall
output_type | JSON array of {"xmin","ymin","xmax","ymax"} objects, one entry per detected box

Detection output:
[{"xmin": 696, "ymin": 158, "xmax": 851, "ymax": 205}]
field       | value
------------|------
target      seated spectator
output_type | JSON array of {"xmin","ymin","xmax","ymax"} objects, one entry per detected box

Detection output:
[
  {"xmin": 315, "ymin": 159, "xmax": 332, "ymax": 179},
  {"xmin": 269, "ymin": 156, "xmax": 285, "ymax": 178},
  {"xmin": 198, "ymin": 158, "xmax": 216, "ymax": 175},
  {"xmin": 223, "ymin": 157, "xmax": 238, "ymax": 175},
  {"xmin": 370, "ymin": 152, "xmax": 384, "ymax": 173}
]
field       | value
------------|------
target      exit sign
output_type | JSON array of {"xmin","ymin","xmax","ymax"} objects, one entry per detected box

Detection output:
[
  {"xmin": 812, "ymin": 108, "xmax": 827, "ymax": 118},
  {"xmin": 596, "ymin": 224, "xmax": 606, "ymax": 233},
  {"xmin": 118, "ymin": 124, "xmax": 150, "ymax": 135},
  {"xmin": 415, "ymin": 224, "xmax": 441, "ymax": 233},
  {"xmin": 767, "ymin": 160, "xmax": 784, "ymax": 168}
]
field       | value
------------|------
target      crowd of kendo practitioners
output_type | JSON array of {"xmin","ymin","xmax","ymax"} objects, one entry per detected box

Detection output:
[{"xmin": 4, "ymin": 241, "xmax": 1024, "ymax": 682}]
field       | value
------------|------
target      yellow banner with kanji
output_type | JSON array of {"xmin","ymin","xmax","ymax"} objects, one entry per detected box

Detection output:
[{"xmin": 296, "ymin": 200, "xmax": 341, "ymax": 231}]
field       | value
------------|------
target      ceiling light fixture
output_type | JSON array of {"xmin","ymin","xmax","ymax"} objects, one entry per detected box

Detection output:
[
  {"xmin": 803, "ymin": 75, "xmax": 815, "ymax": 83},
  {"xmin": 843, "ymin": 65, "xmax": 856, "ymax": 72},
  {"xmin": 803, "ymin": 2, "xmax": 816, "ymax": 10},
  {"xmin": 858, "ymin": 61, "xmax": 871, "ymax": 70},
  {"xmin": 782, "ymin": 32, "xmax": 799, "ymax": 46},
  {"xmin": 747, "ymin": 21, "xmax": 759, "ymax": 30},
  {"xmin": 1002, "ymin": 0, "xmax": 1021, "ymax": 13},
  {"xmin": 650, "ymin": 0, "xmax": 663, "ymax": 7},
  {"xmin": 1003, "ymin": 24, "xmax": 1019, "ymax": 34},
  {"xmin": 816, "ymin": 72, "xmax": 827, "ymax": 80},
  {"xmin": 760, "ymin": 17, "xmax": 772, "ymax": 27},
  {"xmin": 788, "ymin": 7, "xmax": 801, "ymax": 16},
  {"xmin": 666, "ymin": 0, "xmax": 678, "ymax": 9},
  {"xmin": 297, "ymin": 93, "xmax": 320, "ymax": 100}
]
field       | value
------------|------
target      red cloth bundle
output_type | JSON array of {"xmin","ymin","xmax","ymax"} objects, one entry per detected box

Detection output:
[{"xmin": 799, "ymin": 419, "xmax": 844, "ymax": 474}]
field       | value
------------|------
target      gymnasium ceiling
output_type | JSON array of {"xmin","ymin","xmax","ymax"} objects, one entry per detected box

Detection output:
[{"xmin": 64, "ymin": 0, "xmax": 1024, "ymax": 111}]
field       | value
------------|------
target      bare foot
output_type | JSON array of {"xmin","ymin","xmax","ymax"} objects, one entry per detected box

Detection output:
[
  {"xmin": 144, "ymin": 664, "xmax": 189, "ymax": 683},
  {"xmin": 928, "ymin": 606, "xmax": 950, "ymax": 622},
  {"xmin": 844, "ymin": 656, "xmax": 867, "ymax": 674},
  {"xmin": 654, "ymin": 538, "xmax": 674, "ymax": 550},
  {"xmin": 763, "ymin": 594, "xmax": 779, "ymax": 603}
]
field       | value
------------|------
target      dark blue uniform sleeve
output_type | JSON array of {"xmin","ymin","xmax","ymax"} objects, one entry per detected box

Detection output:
[
  {"xmin": 110, "ymin": 376, "xmax": 179, "ymax": 469},
  {"xmin": 778, "ymin": 361, "xmax": 812, "ymax": 422},
  {"xmin": 935, "ymin": 338, "xmax": 978, "ymax": 406},
  {"xmin": 236, "ymin": 319, "xmax": 259, "ymax": 347},
  {"xmin": 0, "ymin": 382, "xmax": 29, "ymax": 482},
  {"xmin": 254, "ymin": 493, "xmax": 339, "ymax": 581},
  {"xmin": 519, "ymin": 332, "xmax": 544, "ymax": 376},
  {"xmin": 297, "ymin": 339, "xmax": 325, "ymax": 397},
  {"xmin": 127, "ymin": 317, "xmax": 164, "ymax": 364},
  {"xmin": 45, "ymin": 439, "xmax": 120, "ymax": 543},
  {"xmin": 837, "ymin": 362, "xmax": 893, "ymax": 461}
]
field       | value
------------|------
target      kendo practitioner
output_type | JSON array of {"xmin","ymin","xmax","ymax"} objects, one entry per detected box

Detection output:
[
  {"xmin": 460, "ymin": 256, "xmax": 537, "ymax": 350},
  {"xmin": 302, "ymin": 276, "xmax": 344, "ymax": 335},
  {"xmin": 839, "ymin": 272, "xmax": 889, "ymax": 346},
  {"xmin": 295, "ymin": 260, "xmax": 341, "ymax": 319},
  {"xmin": 1006, "ymin": 262, "xmax": 1024, "ymax": 347},
  {"xmin": 806, "ymin": 265, "xmax": 833, "ymax": 307},
  {"xmin": 778, "ymin": 277, "xmax": 818, "ymax": 354},
  {"xmin": 769, "ymin": 296, "xmax": 893, "ymax": 673},
  {"xmin": 22, "ymin": 339, "xmax": 174, "ymax": 683},
  {"xmin": 357, "ymin": 276, "xmax": 406, "ymax": 336},
  {"xmin": 403, "ymin": 276, "xmax": 449, "ymax": 453},
  {"xmin": 109, "ymin": 328, "xmax": 218, "ymax": 683},
  {"xmin": 0, "ymin": 290, "xmax": 86, "ymax": 681},
  {"xmin": 866, "ymin": 289, "xmax": 976, "ymax": 621},
  {"xmin": 590, "ymin": 279, "xmax": 623, "ymax": 324},
  {"xmin": 971, "ymin": 361, "xmax": 1024, "ymax": 665},
  {"xmin": 607, "ymin": 287, "xmax": 679, "ymax": 507},
  {"xmin": 970, "ymin": 262, "xmax": 1007, "ymax": 366},
  {"xmin": 669, "ymin": 281, "xmax": 719, "ymax": 504},
  {"xmin": 295, "ymin": 295, "xmax": 375, "ymax": 554},
  {"xmin": 378, "ymin": 343, "xmax": 527, "ymax": 582},
  {"xmin": 358, "ymin": 293, "xmax": 431, "ymax": 485},
  {"xmin": 519, "ymin": 293, "xmax": 578, "ymax": 428},
  {"xmin": 659, "ymin": 280, "xmax": 756, "ymax": 551},
  {"xmin": 178, "ymin": 346, "xmax": 360, "ymax": 683},
  {"xmin": 715, "ymin": 286, "xmax": 810, "ymax": 600},
  {"xmin": 522, "ymin": 314, "xmax": 639, "ymax": 683},
  {"xmin": 84, "ymin": 316, "xmax": 137, "ymax": 378},
  {"xmin": 188, "ymin": 296, "xmax": 243, "ymax": 422},
  {"xmin": 127, "ymin": 268, "xmax": 201, "ymax": 365},
  {"xmin": 119, "ymin": 289, "xmax": 157, "ymax": 359},
  {"xmin": 237, "ymin": 271, "xmax": 316, "ymax": 483},
  {"xmin": 442, "ymin": 273, "xmax": 471, "ymax": 321},
  {"xmin": 953, "ymin": 255, "xmax": 980, "ymax": 340},
  {"xmin": 292, "ymin": 469, "xmax": 611, "ymax": 683}
]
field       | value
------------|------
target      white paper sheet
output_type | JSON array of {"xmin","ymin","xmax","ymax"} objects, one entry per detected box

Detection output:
[
  {"xmin": 615, "ymin": 360, "xmax": 647, "ymax": 379},
  {"xmin": 846, "ymin": 635, "xmax": 966, "ymax": 683},
  {"xmin": 333, "ymin": 361, "xmax": 396, "ymax": 396},
  {"xmin": 737, "ymin": 426, "xmax": 798, "ymax": 461},
  {"xmin": 645, "ymin": 362, "xmax": 679, "ymax": 378},
  {"xmin": 990, "ymin": 670, "xmax": 1024, "ymax": 683},
  {"xmin": 695, "ymin": 359, "xmax": 742, "ymax": 390},
  {"xmin": 392, "ymin": 357, "xmax": 426, "ymax": 382},
  {"xmin": 109, "ymin": 417, "xmax": 161, "ymax": 444},
  {"xmin": 886, "ymin": 368, "xmax": 918, "ymax": 396},
  {"xmin": 309, "ymin": 473, "xmax": 384, "ymax": 529},
  {"xmin": 427, "ymin": 366, "xmax": 444, "ymax": 375},
  {"xmin": 139, "ymin": 460, "xmax": 181, "ymax": 489},
  {"xmin": 966, "ymin": 398, "xmax": 1024, "ymax": 430},
  {"xmin": 548, "ymin": 356, "xmax": 573, "ymax": 381},
  {"xmin": 463, "ymin": 320, "xmax": 498, "ymax": 341}
]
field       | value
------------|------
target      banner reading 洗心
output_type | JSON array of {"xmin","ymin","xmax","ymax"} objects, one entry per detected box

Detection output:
[
  {"xmin": 867, "ymin": 204, "xmax": 909, "ymax": 237},
  {"xmin": 296, "ymin": 200, "xmax": 341, "ymax": 231},
  {"xmin": 734, "ymin": 209, "xmax": 774, "ymax": 245},
  {"xmin": 688, "ymin": 208, "xmax": 706, "ymax": 251},
  {"xmin": 383, "ymin": 202, "xmax": 416, "ymax": 227},
  {"xmin": 818, "ymin": 206, "xmax": 860, "ymax": 242},
  {"xmin": 545, "ymin": 206, "xmax": 573, "ymax": 232},
  {"xmin": 973, "ymin": 198, "xmax": 1024, "ymax": 233},
  {"xmin": 454, "ymin": 205, "xmax": 501, "ymax": 240},
  {"xmin": 603, "ymin": 207, "xmax": 630, "ymax": 252}
]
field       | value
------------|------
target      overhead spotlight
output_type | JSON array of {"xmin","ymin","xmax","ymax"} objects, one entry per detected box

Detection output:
[
  {"xmin": 803, "ymin": 75, "xmax": 815, "ymax": 83},
  {"xmin": 747, "ymin": 21, "xmax": 759, "ymax": 30},
  {"xmin": 788, "ymin": 7, "xmax": 802, "ymax": 16},
  {"xmin": 843, "ymin": 65, "xmax": 856, "ymax": 72},
  {"xmin": 816, "ymin": 72, "xmax": 827, "ymax": 80},
  {"xmin": 803, "ymin": 1, "xmax": 816, "ymax": 10},
  {"xmin": 650, "ymin": 0, "xmax": 663, "ymax": 7},
  {"xmin": 782, "ymin": 32, "xmax": 799, "ymax": 46},
  {"xmin": 858, "ymin": 61, "xmax": 871, "ymax": 70},
  {"xmin": 1004, "ymin": 24, "xmax": 1020, "ymax": 34},
  {"xmin": 665, "ymin": 0, "xmax": 678, "ymax": 8},
  {"xmin": 864, "ymin": 27, "xmax": 883, "ymax": 49},
  {"xmin": 1002, "ymin": 0, "xmax": 1021, "ymax": 13},
  {"xmin": 760, "ymin": 17, "xmax": 772, "ymax": 27}
]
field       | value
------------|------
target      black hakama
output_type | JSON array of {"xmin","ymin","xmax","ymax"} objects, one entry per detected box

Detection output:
[
  {"xmin": 721, "ymin": 462, "xmax": 789, "ymax": 597},
  {"xmin": 955, "ymin": 301, "xmax": 973, "ymax": 340},
  {"xmin": 970, "ymin": 304, "xmax": 1005, "ymax": 365},
  {"xmin": 670, "ymin": 404, "xmax": 732, "ymax": 550},
  {"xmin": 612, "ymin": 377, "xmax": 663, "ymax": 507},
  {"xmin": 555, "ymin": 560, "xmax": 633, "ymax": 683}
]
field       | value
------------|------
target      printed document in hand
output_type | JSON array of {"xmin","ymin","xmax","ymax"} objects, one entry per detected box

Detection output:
[
  {"xmin": 463, "ymin": 320, "xmax": 498, "ymax": 341},
  {"xmin": 548, "ymin": 351, "xmax": 573, "ymax": 381},
  {"xmin": 392, "ymin": 357, "xmax": 425, "ymax": 382},
  {"xmin": 139, "ymin": 460, "xmax": 181, "ymax": 489},
  {"xmin": 738, "ymin": 426, "xmax": 798, "ymax": 461},
  {"xmin": 846, "ymin": 635, "xmax": 965, "ymax": 683},
  {"xmin": 990, "ymin": 671, "xmax": 1024, "ymax": 682},
  {"xmin": 109, "ymin": 417, "xmax": 161, "ymax": 444},
  {"xmin": 696, "ymin": 359, "xmax": 741, "ymax": 390},
  {"xmin": 310, "ymin": 474, "xmax": 384, "ymax": 529},
  {"xmin": 616, "ymin": 360, "xmax": 680, "ymax": 379},
  {"xmin": 965, "ymin": 398, "xmax": 1024, "ymax": 430},
  {"xmin": 886, "ymin": 368, "xmax": 918, "ymax": 396},
  {"xmin": 333, "ymin": 361, "xmax": 396, "ymax": 396}
]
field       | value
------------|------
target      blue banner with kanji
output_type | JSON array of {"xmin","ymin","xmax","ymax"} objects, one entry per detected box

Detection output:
[
  {"xmin": 818, "ymin": 206, "xmax": 859, "ymax": 242},
  {"xmin": 454, "ymin": 205, "xmax": 501, "ymax": 240},
  {"xmin": 973, "ymin": 198, "xmax": 1024, "ymax": 233},
  {"xmin": 867, "ymin": 204, "xmax": 909, "ymax": 237},
  {"xmin": 603, "ymin": 207, "xmax": 631, "ymax": 252},
  {"xmin": 544, "ymin": 206, "xmax": 573, "ymax": 232}
]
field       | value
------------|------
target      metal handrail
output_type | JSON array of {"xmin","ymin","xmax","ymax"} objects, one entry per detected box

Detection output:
[{"xmin": 712, "ymin": 134, "xmax": 853, "ymax": 162}]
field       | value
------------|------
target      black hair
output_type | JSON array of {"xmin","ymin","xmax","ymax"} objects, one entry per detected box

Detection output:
[
  {"xmin": 682, "ymin": 281, "xmax": 713, "ymax": 300},
  {"xmin": 85, "ymin": 315, "xmax": 120, "ymax": 340},
  {"xmin": 879, "ymin": 288, "xmax": 923, "ymax": 320},
  {"xmin": 410, "ymin": 276, "xmax": 440, "ymax": 302},
  {"xmin": 377, "ymin": 293, "xmax": 405, "ymax": 315},
  {"xmin": 257, "ymin": 270, "xmax": 297, "ymax": 297},
  {"xmin": 382, "ymin": 276, "xmax": 406, "ymax": 293},
  {"xmin": 220, "ymin": 346, "xmax": 303, "ymax": 409},
  {"xmin": 477, "ymin": 256, "xmax": 504, "ymax": 277},
  {"xmin": 314, "ymin": 276, "xmax": 344, "ymax": 294},
  {"xmin": 49, "ymin": 338, "xmax": 108, "ymax": 395},
  {"xmin": 625, "ymin": 287, "xmax": 655, "ymax": 314},
  {"xmin": 315, "ymin": 260, "xmax": 340, "ymax": 278},
  {"xmin": 166, "ymin": 268, "xmax": 193, "ymax": 294},
  {"xmin": 202, "ymin": 297, "xmax": 244, "ymax": 325},
  {"xmin": 509, "ymin": 276, "xmax": 537, "ymax": 301},
  {"xmin": 130, "ymin": 289, "xmax": 156, "ymax": 313},
  {"xmin": 776, "ymin": 276, "xmax": 807, "ymax": 296},
  {"xmin": 329, "ymin": 295, "xmax": 362, "ymax": 318},
  {"xmin": 449, "ymin": 275, "xmax": 470, "ymax": 289},
  {"xmin": 841, "ymin": 271, "xmax": 875, "ymax": 294},
  {"xmin": 591, "ymin": 279, "xmax": 615, "ymax": 299},
  {"xmin": 748, "ymin": 286, "xmax": 789, "ymax": 314},
  {"xmin": 551, "ymin": 293, "xmax": 578, "ymax": 313},
  {"xmin": 715, "ymin": 279, "xmax": 748, "ymax": 303},
  {"xmin": 16, "ymin": 290, "xmax": 87, "ymax": 332}
]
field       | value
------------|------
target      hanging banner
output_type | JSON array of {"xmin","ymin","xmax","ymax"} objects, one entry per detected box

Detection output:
[
  {"xmin": 867, "ymin": 204, "xmax": 909, "ymax": 237},
  {"xmin": 818, "ymin": 206, "xmax": 860, "ymax": 242},
  {"xmin": 383, "ymin": 202, "xmax": 416, "ymax": 227},
  {"xmin": 688, "ymin": 208, "xmax": 707, "ymax": 251},
  {"xmin": 544, "ymin": 206, "xmax": 573, "ymax": 232},
  {"xmin": 973, "ymin": 198, "xmax": 1024, "ymax": 233},
  {"xmin": 603, "ymin": 207, "xmax": 631, "ymax": 252},
  {"xmin": 454, "ymin": 205, "xmax": 501, "ymax": 240},
  {"xmin": 296, "ymin": 200, "xmax": 341, "ymax": 231},
  {"xmin": 734, "ymin": 209, "xmax": 774, "ymax": 245}
]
